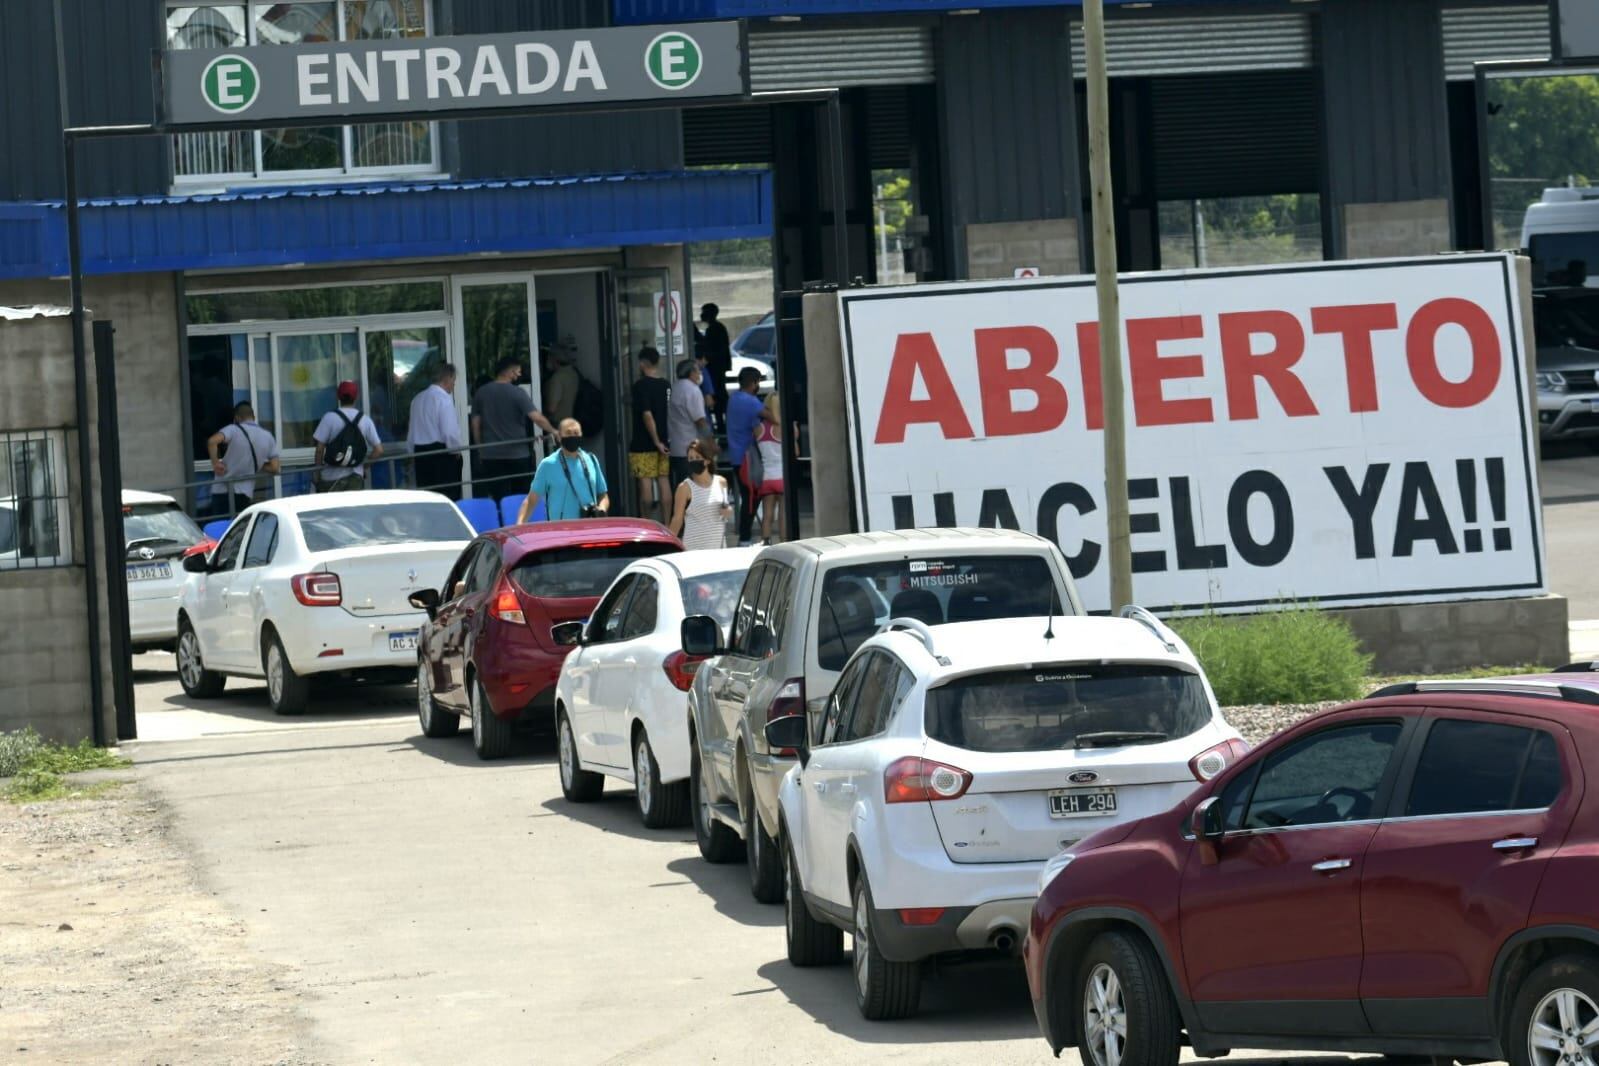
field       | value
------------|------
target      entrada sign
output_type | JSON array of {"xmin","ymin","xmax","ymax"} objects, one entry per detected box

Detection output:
[{"xmin": 161, "ymin": 22, "xmax": 746, "ymax": 127}]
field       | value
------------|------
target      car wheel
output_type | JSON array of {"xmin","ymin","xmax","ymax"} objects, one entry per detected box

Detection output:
[
  {"xmin": 634, "ymin": 729, "xmax": 688, "ymax": 829},
  {"xmin": 690, "ymin": 740, "xmax": 740, "ymax": 863},
  {"xmin": 469, "ymin": 676, "xmax": 512, "ymax": 760},
  {"xmin": 784, "ymin": 835, "xmax": 843, "ymax": 967},
  {"xmin": 1509, "ymin": 955, "xmax": 1599, "ymax": 1066},
  {"xmin": 175, "ymin": 621, "xmax": 225, "ymax": 699},
  {"xmin": 1077, "ymin": 931, "xmax": 1181, "ymax": 1066},
  {"xmin": 416, "ymin": 659, "xmax": 458, "ymax": 738},
  {"xmin": 742, "ymin": 768, "xmax": 783, "ymax": 904},
  {"xmin": 557, "ymin": 711, "xmax": 604, "ymax": 802},
  {"xmin": 263, "ymin": 630, "xmax": 309, "ymax": 716},
  {"xmin": 852, "ymin": 874, "xmax": 921, "ymax": 1020}
]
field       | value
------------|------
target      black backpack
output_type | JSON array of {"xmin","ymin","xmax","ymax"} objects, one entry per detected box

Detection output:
[
  {"xmin": 327, "ymin": 410, "xmax": 369, "ymax": 469},
  {"xmin": 573, "ymin": 373, "xmax": 605, "ymax": 434}
]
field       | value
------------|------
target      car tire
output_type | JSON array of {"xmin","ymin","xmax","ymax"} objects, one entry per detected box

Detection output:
[
  {"xmin": 742, "ymin": 768, "xmax": 783, "ymax": 904},
  {"xmin": 633, "ymin": 729, "xmax": 688, "ymax": 829},
  {"xmin": 175, "ymin": 620, "xmax": 225, "ymax": 699},
  {"xmin": 690, "ymin": 740, "xmax": 740, "ymax": 863},
  {"xmin": 852, "ymin": 874, "xmax": 921, "ymax": 1020},
  {"xmin": 1507, "ymin": 954, "xmax": 1599, "ymax": 1066},
  {"xmin": 263, "ymin": 629, "xmax": 309, "ymax": 716},
  {"xmin": 557, "ymin": 710, "xmax": 604, "ymax": 802},
  {"xmin": 416, "ymin": 659, "xmax": 458, "ymax": 738},
  {"xmin": 784, "ymin": 835, "xmax": 843, "ymax": 967},
  {"xmin": 1076, "ymin": 931, "xmax": 1181, "ymax": 1066},
  {"xmin": 470, "ymin": 676, "xmax": 513, "ymax": 760}
]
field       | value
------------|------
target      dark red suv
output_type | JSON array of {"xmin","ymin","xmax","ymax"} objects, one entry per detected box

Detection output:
[
  {"xmin": 1025, "ymin": 673, "xmax": 1599, "ymax": 1066},
  {"xmin": 412, "ymin": 519, "xmax": 681, "ymax": 760}
]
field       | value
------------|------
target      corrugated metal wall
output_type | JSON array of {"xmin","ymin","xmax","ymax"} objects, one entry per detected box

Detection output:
[
  {"xmin": 1069, "ymin": 12, "xmax": 1314, "ymax": 77},
  {"xmin": 940, "ymin": 10, "xmax": 1079, "ymax": 232},
  {"xmin": 1150, "ymin": 71, "xmax": 1321, "ymax": 201},
  {"xmin": 0, "ymin": 0, "xmax": 166, "ymax": 202},
  {"xmin": 748, "ymin": 26, "xmax": 936, "ymax": 91},
  {"xmin": 1442, "ymin": 2, "xmax": 1551, "ymax": 79}
]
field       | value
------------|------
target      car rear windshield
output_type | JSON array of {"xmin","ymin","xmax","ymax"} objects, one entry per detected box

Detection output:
[
  {"xmin": 680, "ymin": 570, "xmax": 746, "ymax": 628},
  {"xmin": 926, "ymin": 665, "xmax": 1211, "ymax": 753},
  {"xmin": 298, "ymin": 502, "xmax": 471, "ymax": 552},
  {"xmin": 510, "ymin": 542, "xmax": 678, "ymax": 600},
  {"xmin": 1531, "ymin": 233, "xmax": 1599, "ymax": 290},
  {"xmin": 817, "ymin": 554, "xmax": 1057, "ymax": 670},
  {"xmin": 124, "ymin": 503, "xmax": 203, "ymax": 554}
]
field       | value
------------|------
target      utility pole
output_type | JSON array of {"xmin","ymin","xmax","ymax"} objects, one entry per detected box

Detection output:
[{"xmin": 1083, "ymin": 0, "xmax": 1133, "ymax": 612}]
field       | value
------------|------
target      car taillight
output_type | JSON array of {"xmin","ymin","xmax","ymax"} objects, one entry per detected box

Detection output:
[
  {"xmin": 488, "ymin": 579, "xmax": 525, "ymax": 625},
  {"xmin": 291, "ymin": 572, "xmax": 342, "ymax": 607},
  {"xmin": 1190, "ymin": 738, "xmax": 1251, "ymax": 782},
  {"xmin": 766, "ymin": 678, "xmax": 805, "ymax": 755},
  {"xmin": 884, "ymin": 757, "xmax": 973, "ymax": 804},
  {"xmin": 662, "ymin": 651, "xmax": 705, "ymax": 692}
]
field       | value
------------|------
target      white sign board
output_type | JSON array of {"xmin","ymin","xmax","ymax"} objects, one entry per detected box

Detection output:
[
  {"xmin": 652, "ymin": 290, "xmax": 686, "ymax": 357},
  {"xmin": 839, "ymin": 255, "xmax": 1544, "ymax": 613},
  {"xmin": 1014, "ymin": 267, "xmax": 1040, "ymax": 278}
]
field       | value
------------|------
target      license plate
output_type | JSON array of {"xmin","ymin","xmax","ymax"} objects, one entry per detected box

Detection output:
[
  {"xmin": 126, "ymin": 562, "xmax": 171, "ymax": 582},
  {"xmin": 388, "ymin": 631, "xmax": 419, "ymax": 653},
  {"xmin": 1049, "ymin": 787, "xmax": 1117, "ymax": 819}
]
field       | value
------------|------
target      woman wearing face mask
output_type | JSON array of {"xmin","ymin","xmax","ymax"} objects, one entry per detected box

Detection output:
[{"xmin": 668, "ymin": 438, "xmax": 732, "ymax": 550}]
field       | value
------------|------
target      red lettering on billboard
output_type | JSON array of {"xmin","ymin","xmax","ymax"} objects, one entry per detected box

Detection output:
[
  {"xmin": 975, "ymin": 326, "xmax": 1069, "ymax": 437},
  {"xmin": 1127, "ymin": 315, "xmax": 1212, "ymax": 427},
  {"xmin": 1077, "ymin": 321, "xmax": 1104, "ymax": 431},
  {"xmin": 1406, "ymin": 298, "xmax": 1502, "ymax": 409},
  {"xmin": 874, "ymin": 332, "xmax": 975, "ymax": 444},
  {"xmin": 1311, "ymin": 303, "xmax": 1398, "ymax": 413},
  {"xmin": 1219, "ymin": 310, "xmax": 1317, "ymax": 420}
]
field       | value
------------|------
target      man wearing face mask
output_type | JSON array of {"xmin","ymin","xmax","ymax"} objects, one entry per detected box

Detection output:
[{"xmin": 517, "ymin": 418, "xmax": 609, "ymax": 523}]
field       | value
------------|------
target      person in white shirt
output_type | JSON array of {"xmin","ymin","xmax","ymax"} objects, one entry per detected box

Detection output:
[
  {"xmin": 206, "ymin": 402, "xmax": 281, "ymax": 516},
  {"xmin": 407, "ymin": 363, "xmax": 463, "ymax": 500},
  {"xmin": 312, "ymin": 381, "xmax": 384, "ymax": 492}
]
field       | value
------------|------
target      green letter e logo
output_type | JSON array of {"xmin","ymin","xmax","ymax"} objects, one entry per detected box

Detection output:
[
  {"xmin": 645, "ymin": 32, "xmax": 702, "ymax": 91},
  {"xmin": 202, "ymin": 55, "xmax": 260, "ymax": 114}
]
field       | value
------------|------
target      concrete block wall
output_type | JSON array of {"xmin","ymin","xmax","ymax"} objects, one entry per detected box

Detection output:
[
  {"xmin": 966, "ymin": 219, "xmax": 1081, "ymax": 280},
  {"xmin": 0, "ymin": 273, "xmax": 182, "ymax": 493},
  {"xmin": 1335, "ymin": 593, "xmax": 1570, "ymax": 675},
  {"xmin": 1342, "ymin": 199, "xmax": 1453, "ymax": 260}
]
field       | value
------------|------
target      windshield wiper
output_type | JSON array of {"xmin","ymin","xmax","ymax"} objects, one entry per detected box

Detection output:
[{"xmin": 1074, "ymin": 731, "xmax": 1168, "ymax": 749}]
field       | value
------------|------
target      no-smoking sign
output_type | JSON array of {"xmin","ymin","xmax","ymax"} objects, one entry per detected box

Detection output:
[{"xmin": 652, "ymin": 290, "xmax": 686, "ymax": 355}]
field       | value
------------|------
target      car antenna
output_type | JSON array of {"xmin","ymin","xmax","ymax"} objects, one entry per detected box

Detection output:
[{"xmin": 1044, "ymin": 582, "xmax": 1058, "ymax": 642}]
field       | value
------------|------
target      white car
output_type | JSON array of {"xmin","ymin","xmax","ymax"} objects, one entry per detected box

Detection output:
[
  {"xmin": 175, "ymin": 490, "xmax": 474, "ymax": 715},
  {"xmin": 769, "ymin": 609, "xmax": 1246, "ymax": 1021},
  {"xmin": 553, "ymin": 547, "xmax": 759, "ymax": 827},
  {"xmin": 122, "ymin": 489, "xmax": 210, "ymax": 653}
]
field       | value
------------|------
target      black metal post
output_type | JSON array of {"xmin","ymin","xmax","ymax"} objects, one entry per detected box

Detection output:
[
  {"xmin": 826, "ymin": 92, "xmax": 850, "ymax": 284},
  {"xmin": 94, "ymin": 321, "xmax": 137, "ymax": 740}
]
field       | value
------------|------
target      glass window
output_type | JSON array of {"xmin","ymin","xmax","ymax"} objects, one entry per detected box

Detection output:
[
  {"xmin": 1217, "ymin": 763, "xmax": 1260, "ymax": 833},
  {"xmin": 187, "ymin": 283, "xmax": 447, "ymax": 326},
  {"xmin": 443, "ymin": 544, "xmax": 479, "ymax": 602},
  {"xmin": 466, "ymin": 541, "xmax": 502, "ymax": 594},
  {"xmin": 1243, "ymin": 722, "xmax": 1403, "ymax": 830},
  {"xmin": 760, "ymin": 565, "xmax": 793, "ymax": 652},
  {"xmin": 274, "ymin": 333, "xmax": 361, "ymax": 451},
  {"xmin": 820, "ymin": 657, "xmax": 869, "ymax": 746},
  {"xmin": 367, "ymin": 326, "xmax": 448, "ymax": 446},
  {"xmin": 211, "ymin": 516, "xmax": 251, "ymax": 571},
  {"xmin": 729, "ymin": 564, "xmax": 769, "ymax": 655},
  {"xmin": 241, "ymin": 513, "xmax": 278, "ymax": 568},
  {"xmin": 679, "ymin": 569, "xmax": 746, "ymax": 630},
  {"xmin": 926, "ymin": 664, "xmax": 1212, "ymax": 754},
  {"xmin": 620, "ymin": 576, "xmax": 660, "ymax": 640},
  {"xmin": 0, "ymin": 432, "xmax": 69, "ymax": 570},
  {"xmin": 187, "ymin": 335, "xmax": 250, "ymax": 462},
  {"xmin": 687, "ymin": 239, "xmax": 772, "ymax": 366},
  {"xmin": 1520, "ymin": 730, "xmax": 1563, "ymax": 810},
  {"xmin": 509, "ymin": 543, "xmax": 676, "ymax": 600},
  {"xmin": 842, "ymin": 654, "xmax": 903, "ymax": 743},
  {"xmin": 297, "ymin": 501, "xmax": 471, "ymax": 552},
  {"xmin": 589, "ymin": 575, "xmax": 637, "ymax": 644},
  {"xmin": 125, "ymin": 501, "xmax": 206, "ymax": 554},
  {"xmin": 1407, "ymin": 720, "xmax": 1543, "ymax": 818},
  {"xmin": 872, "ymin": 168, "xmax": 916, "ymax": 285},
  {"xmin": 1158, "ymin": 195, "xmax": 1324, "ymax": 269}
]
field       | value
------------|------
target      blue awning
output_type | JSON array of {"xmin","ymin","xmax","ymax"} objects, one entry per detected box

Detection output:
[{"xmin": 0, "ymin": 169, "xmax": 772, "ymax": 280}]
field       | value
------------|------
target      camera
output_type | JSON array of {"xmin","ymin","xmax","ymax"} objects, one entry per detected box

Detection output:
[{"xmin": 581, "ymin": 504, "xmax": 604, "ymax": 519}]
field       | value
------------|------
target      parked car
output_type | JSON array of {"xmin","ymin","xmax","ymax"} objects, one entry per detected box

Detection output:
[
  {"xmin": 176, "ymin": 490, "xmax": 473, "ymax": 715},
  {"xmin": 1025, "ymin": 673, "xmax": 1594, "ymax": 1066},
  {"xmin": 731, "ymin": 312, "xmax": 775, "ymax": 367},
  {"xmin": 1534, "ymin": 289, "xmax": 1599, "ymax": 441},
  {"xmin": 553, "ymin": 547, "xmax": 759, "ymax": 826},
  {"xmin": 726, "ymin": 355, "xmax": 775, "ymax": 395},
  {"xmin": 770, "ymin": 608, "xmax": 1243, "ymax": 1020},
  {"xmin": 123, "ymin": 489, "xmax": 211, "ymax": 653},
  {"xmin": 411, "ymin": 519, "xmax": 682, "ymax": 760},
  {"xmin": 678, "ymin": 528, "xmax": 1084, "ymax": 905}
]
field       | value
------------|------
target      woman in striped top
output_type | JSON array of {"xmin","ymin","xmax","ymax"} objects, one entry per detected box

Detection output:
[{"xmin": 668, "ymin": 438, "xmax": 733, "ymax": 550}]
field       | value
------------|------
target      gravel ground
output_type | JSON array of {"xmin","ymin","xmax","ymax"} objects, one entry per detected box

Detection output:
[{"xmin": 1222, "ymin": 702, "xmax": 1341, "ymax": 746}]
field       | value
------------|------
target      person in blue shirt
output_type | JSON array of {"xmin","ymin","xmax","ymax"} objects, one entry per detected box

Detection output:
[
  {"xmin": 725, "ymin": 367, "xmax": 773, "ymax": 546},
  {"xmin": 517, "ymin": 418, "xmax": 609, "ymax": 523}
]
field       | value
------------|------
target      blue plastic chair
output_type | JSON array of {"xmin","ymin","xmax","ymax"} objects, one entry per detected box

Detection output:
[
  {"xmin": 499, "ymin": 495, "xmax": 546, "ymax": 526},
  {"xmin": 202, "ymin": 519, "xmax": 231, "ymax": 541},
  {"xmin": 458, "ymin": 498, "xmax": 499, "ymax": 534}
]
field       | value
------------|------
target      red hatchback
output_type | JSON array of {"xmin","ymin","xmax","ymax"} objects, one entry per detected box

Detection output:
[
  {"xmin": 1026, "ymin": 673, "xmax": 1599, "ymax": 1066},
  {"xmin": 411, "ymin": 519, "xmax": 681, "ymax": 760}
]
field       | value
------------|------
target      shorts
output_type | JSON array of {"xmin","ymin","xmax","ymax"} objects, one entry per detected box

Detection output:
[{"xmin": 629, "ymin": 451, "xmax": 670, "ymax": 478}]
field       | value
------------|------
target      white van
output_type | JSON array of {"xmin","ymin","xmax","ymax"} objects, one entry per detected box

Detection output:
[{"xmin": 1522, "ymin": 187, "xmax": 1599, "ymax": 288}]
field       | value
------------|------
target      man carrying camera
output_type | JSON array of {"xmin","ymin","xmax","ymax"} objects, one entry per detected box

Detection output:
[{"xmin": 516, "ymin": 418, "xmax": 609, "ymax": 523}]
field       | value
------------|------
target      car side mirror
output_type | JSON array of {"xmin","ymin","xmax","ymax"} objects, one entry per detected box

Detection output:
[
  {"xmin": 1191, "ymin": 797, "xmax": 1223, "ymax": 865},
  {"xmin": 551, "ymin": 620, "xmax": 585, "ymax": 647},
  {"xmin": 681, "ymin": 615, "xmax": 723, "ymax": 657},
  {"xmin": 408, "ymin": 588, "xmax": 440, "ymax": 620},
  {"xmin": 765, "ymin": 714, "xmax": 809, "ymax": 768},
  {"xmin": 182, "ymin": 553, "xmax": 209, "ymax": 574}
]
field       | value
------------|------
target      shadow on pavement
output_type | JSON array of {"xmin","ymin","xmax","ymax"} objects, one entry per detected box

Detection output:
[
  {"xmin": 153, "ymin": 679, "xmax": 416, "ymax": 726},
  {"xmin": 665, "ymin": 854, "xmax": 782, "ymax": 930},
  {"xmin": 538, "ymin": 790, "xmax": 687, "ymax": 845},
  {"xmin": 406, "ymin": 730, "xmax": 557, "ymax": 768}
]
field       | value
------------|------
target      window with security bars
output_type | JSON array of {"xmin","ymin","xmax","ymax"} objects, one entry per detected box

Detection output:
[
  {"xmin": 165, "ymin": 1, "xmax": 439, "ymax": 184},
  {"xmin": 0, "ymin": 430, "xmax": 71, "ymax": 571}
]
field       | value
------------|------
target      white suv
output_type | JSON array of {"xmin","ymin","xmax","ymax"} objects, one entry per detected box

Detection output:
[{"xmin": 767, "ymin": 608, "xmax": 1245, "ymax": 1021}]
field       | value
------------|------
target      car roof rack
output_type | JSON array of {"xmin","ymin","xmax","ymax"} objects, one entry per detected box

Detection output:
[
  {"xmin": 1117, "ymin": 605, "xmax": 1179, "ymax": 654},
  {"xmin": 879, "ymin": 617, "xmax": 952, "ymax": 665},
  {"xmin": 1367, "ymin": 678, "xmax": 1599, "ymax": 706}
]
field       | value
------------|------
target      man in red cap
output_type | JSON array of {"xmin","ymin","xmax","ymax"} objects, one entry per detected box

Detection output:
[{"xmin": 312, "ymin": 380, "xmax": 384, "ymax": 492}]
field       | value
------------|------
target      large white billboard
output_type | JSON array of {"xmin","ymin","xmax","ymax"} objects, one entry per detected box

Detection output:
[{"xmin": 838, "ymin": 254, "xmax": 1545, "ymax": 613}]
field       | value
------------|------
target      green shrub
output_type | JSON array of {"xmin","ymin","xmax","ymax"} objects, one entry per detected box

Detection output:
[
  {"xmin": 1173, "ymin": 605, "xmax": 1371, "ymax": 707},
  {"xmin": 0, "ymin": 727, "xmax": 44, "ymax": 778},
  {"xmin": 25, "ymin": 738, "xmax": 128, "ymax": 775}
]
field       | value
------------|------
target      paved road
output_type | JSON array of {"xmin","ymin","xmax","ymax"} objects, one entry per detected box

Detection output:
[
  {"xmin": 1542, "ymin": 444, "xmax": 1599, "ymax": 630},
  {"xmin": 127, "ymin": 662, "xmax": 1359, "ymax": 1066}
]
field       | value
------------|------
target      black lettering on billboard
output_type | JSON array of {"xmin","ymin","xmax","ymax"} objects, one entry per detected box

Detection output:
[
  {"xmin": 1037, "ymin": 481, "xmax": 1100, "ymax": 580},
  {"xmin": 1127, "ymin": 477, "xmax": 1166, "ymax": 574},
  {"xmin": 1324, "ymin": 463, "xmax": 1390, "ymax": 561},
  {"xmin": 977, "ymin": 489, "xmax": 1021, "ymax": 531},
  {"xmin": 933, "ymin": 492, "xmax": 957, "ymax": 527},
  {"xmin": 1392, "ymin": 461, "xmax": 1459, "ymax": 557},
  {"xmin": 891, "ymin": 495, "xmax": 915, "ymax": 529},
  {"xmin": 1228, "ymin": 470, "xmax": 1294, "ymax": 567},
  {"xmin": 1172, "ymin": 477, "xmax": 1227, "ymax": 570}
]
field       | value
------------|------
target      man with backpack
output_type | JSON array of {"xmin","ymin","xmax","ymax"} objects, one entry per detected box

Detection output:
[{"xmin": 312, "ymin": 380, "xmax": 384, "ymax": 492}]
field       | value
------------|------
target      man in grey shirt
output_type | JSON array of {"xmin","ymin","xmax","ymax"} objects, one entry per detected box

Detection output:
[
  {"xmin": 667, "ymin": 357, "xmax": 710, "ymax": 487},
  {"xmin": 472, "ymin": 355, "xmax": 556, "ymax": 500},
  {"xmin": 206, "ymin": 401, "xmax": 281, "ymax": 516}
]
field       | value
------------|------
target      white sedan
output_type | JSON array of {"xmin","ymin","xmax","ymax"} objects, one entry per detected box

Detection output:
[
  {"xmin": 553, "ymin": 547, "xmax": 759, "ymax": 828},
  {"xmin": 175, "ymin": 490, "xmax": 474, "ymax": 715},
  {"xmin": 123, "ymin": 489, "xmax": 211, "ymax": 652}
]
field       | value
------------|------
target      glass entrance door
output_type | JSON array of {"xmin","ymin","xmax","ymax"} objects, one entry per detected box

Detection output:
[
  {"xmin": 365, "ymin": 325, "xmax": 450, "ymax": 489},
  {"xmin": 614, "ymin": 269, "xmax": 675, "ymax": 519},
  {"xmin": 454, "ymin": 278, "xmax": 539, "ymax": 496}
]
